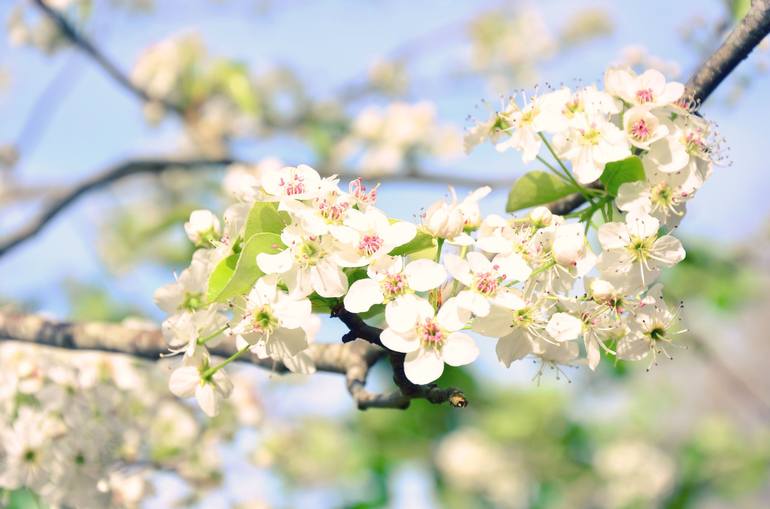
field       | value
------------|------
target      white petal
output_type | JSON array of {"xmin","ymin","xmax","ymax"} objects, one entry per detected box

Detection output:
[
  {"xmin": 546, "ymin": 312, "xmax": 583, "ymax": 342},
  {"xmin": 652, "ymin": 235, "xmax": 686, "ymax": 266},
  {"xmin": 168, "ymin": 366, "xmax": 199, "ymax": 398},
  {"xmin": 404, "ymin": 259, "xmax": 447, "ymax": 291},
  {"xmin": 493, "ymin": 252, "xmax": 531, "ymax": 282},
  {"xmin": 443, "ymin": 253, "xmax": 472, "ymax": 286},
  {"xmin": 257, "ymin": 249, "xmax": 293, "ymax": 274},
  {"xmin": 466, "ymin": 251, "xmax": 492, "ymax": 274},
  {"xmin": 442, "ymin": 332, "xmax": 479, "ymax": 367},
  {"xmin": 437, "ymin": 297, "xmax": 471, "ymax": 331},
  {"xmin": 380, "ymin": 328, "xmax": 420, "ymax": 353},
  {"xmin": 385, "ymin": 296, "xmax": 421, "ymax": 333},
  {"xmin": 495, "ymin": 330, "xmax": 534, "ymax": 367},
  {"xmin": 386, "ymin": 221, "xmax": 417, "ymax": 248},
  {"xmin": 598, "ymin": 222, "xmax": 630, "ymax": 250},
  {"xmin": 344, "ymin": 278, "xmax": 384, "ymax": 313},
  {"xmin": 195, "ymin": 383, "xmax": 220, "ymax": 417},
  {"xmin": 404, "ymin": 349, "xmax": 445, "ymax": 384},
  {"xmin": 456, "ymin": 290, "xmax": 490, "ymax": 317},
  {"xmin": 311, "ymin": 261, "xmax": 348, "ymax": 298},
  {"xmin": 626, "ymin": 213, "xmax": 659, "ymax": 239}
]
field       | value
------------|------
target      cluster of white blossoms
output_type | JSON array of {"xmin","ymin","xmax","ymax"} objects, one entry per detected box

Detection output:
[
  {"xmin": 157, "ymin": 67, "xmax": 717, "ymax": 416},
  {"xmin": 331, "ymin": 101, "xmax": 462, "ymax": 177}
]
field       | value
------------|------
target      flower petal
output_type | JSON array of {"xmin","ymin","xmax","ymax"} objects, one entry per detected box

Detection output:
[
  {"xmin": 442, "ymin": 332, "xmax": 479, "ymax": 367},
  {"xmin": 404, "ymin": 349, "xmax": 445, "ymax": 384}
]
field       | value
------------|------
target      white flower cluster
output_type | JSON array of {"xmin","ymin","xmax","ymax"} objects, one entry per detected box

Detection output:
[
  {"xmin": 332, "ymin": 101, "xmax": 462, "ymax": 177},
  {"xmin": 0, "ymin": 341, "xmax": 263, "ymax": 507},
  {"xmin": 158, "ymin": 67, "xmax": 716, "ymax": 416}
]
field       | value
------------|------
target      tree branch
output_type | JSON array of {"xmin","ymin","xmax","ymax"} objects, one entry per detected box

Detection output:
[
  {"xmin": 547, "ymin": 0, "xmax": 770, "ymax": 215},
  {"xmin": 0, "ymin": 308, "xmax": 467, "ymax": 410},
  {"xmin": 0, "ymin": 157, "xmax": 508, "ymax": 258},
  {"xmin": 31, "ymin": 0, "xmax": 185, "ymax": 115},
  {"xmin": 0, "ymin": 158, "xmax": 233, "ymax": 258}
]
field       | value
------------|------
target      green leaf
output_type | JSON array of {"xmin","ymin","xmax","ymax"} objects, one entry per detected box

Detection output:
[
  {"xmin": 505, "ymin": 171, "xmax": 578, "ymax": 212},
  {"xmin": 206, "ymin": 254, "xmax": 239, "ymax": 302},
  {"xmin": 7, "ymin": 488, "xmax": 46, "ymax": 509},
  {"xmin": 244, "ymin": 201, "xmax": 290, "ymax": 239},
  {"xmin": 207, "ymin": 232, "xmax": 285, "ymax": 303},
  {"xmin": 389, "ymin": 231, "xmax": 435, "ymax": 256},
  {"xmin": 730, "ymin": 0, "xmax": 751, "ymax": 21},
  {"xmin": 599, "ymin": 156, "xmax": 645, "ymax": 196}
]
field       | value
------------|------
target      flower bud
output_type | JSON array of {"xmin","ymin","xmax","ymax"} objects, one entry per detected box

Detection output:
[{"xmin": 184, "ymin": 209, "xmax": 221, "ymax": 246}]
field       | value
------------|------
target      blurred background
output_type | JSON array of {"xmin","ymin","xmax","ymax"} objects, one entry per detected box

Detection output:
[{"xmin": 1, "ymin": 0, "xmax": 770, "ymax": 508}]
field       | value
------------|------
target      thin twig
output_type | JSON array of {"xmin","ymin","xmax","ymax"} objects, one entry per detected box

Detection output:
[{"xmin": 31, "ymin": 0, "xmax": 185, "ymax": 115}]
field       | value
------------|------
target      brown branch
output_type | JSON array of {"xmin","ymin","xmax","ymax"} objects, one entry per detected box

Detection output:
[
  {"xmin": 686, "ymin": 0, "xmax": 770, "ymax": 104},
  {"xmin": 0, "ymin": 308, "xmax": 466, "ymax": 410},
  {"xmin": 332, "ymin": 303, "xmax": 469, "ymax": 410},
  {"xmin": 31, "ymin": 0, "xmax": 185, "ymax": 115},
  {"xmin": 0, "ymin": 157, "xmax": 508, "ymax": 259},
  {"xmin": 0, "ymin": 158, "xmax": 233, "ymax": 258},
  {"xmin": 548, "ymin": 0, "xmax": 770, "ymax": 215}
]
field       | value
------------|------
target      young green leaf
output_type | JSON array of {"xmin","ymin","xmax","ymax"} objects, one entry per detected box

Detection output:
[
  {"xmin": 389, "ymin": 230, "xmax": 435, "ymax": 256},
  {"xmin": 244, "ymin": 201, "xmax": 290, "ymax": 239},
  {"xmin": 207, "ymin": 232, "xmax": 285, "ymax": 303},
  {"xmin": 505, "ymin": 171, "xmax": 577, "ymax": 212},
  {"xmin": 599, "ymin": 156, "xmax": 645, "ymax": 197}
]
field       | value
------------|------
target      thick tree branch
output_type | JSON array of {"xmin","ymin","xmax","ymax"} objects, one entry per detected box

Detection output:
[
  {"xmin": 686, "ymin": 0, "xmax": 770, "ymax": 104},
  {"xmin": 547, "ymin": 0, "xmax": 770, "ymax": 215},
  {"xmin": 0, "ymin": 308, "xmax": 467, "ymax": 410},
  {"xmin": 32, "ymin": 0, "xmax": 185, "ymax": 115}
]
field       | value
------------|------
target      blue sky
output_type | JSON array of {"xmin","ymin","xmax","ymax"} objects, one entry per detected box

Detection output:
[{"xmin": 0, "ymin": 0, "xmax": 767, "ymax": 316}]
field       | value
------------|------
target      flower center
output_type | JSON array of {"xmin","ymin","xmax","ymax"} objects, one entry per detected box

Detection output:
[
  {"xmin": 418, "ymin": 318, "xmax": 445, "ymax": 348},
  {"xmin": 181, "ymin": 291, "xmax": 204, "ymax": 311},
  {"xmin": 627, "ymin": 235, "xmax": 656, "ymax": 262},
  {"xmin": 563, "ymin": 98, "xmax": 583, "ymax": 118},
  {"xmin": 381, "ymin": 273, "xmax": 407, "ymax": 300},
  {"xmin": 474, "ymin": 270, "xmax": 502, "ymax": 295},
  {"xmin": 650, "ymin": 182, "xmax": 675, "ymax": 210},
  {"xmin": 630, "ymin": 119, "xmax": 651, "ymax": 141},
  {"xmin": 358, "ymin": 234, "xmax": 384, "ymax": 257},
  {"xmin": 648, "ymin": 324, "xmax": 667, "ymax": 341},
  {"xmin": 580, "ymin": 127, "xmax": 602, "ymax": 145},
  {"xmin": 317, "ymin": 192, "xmax": 350, "ymax": 223},
  {"xmin": 682, "ymin": 131, "xmax": 708, "ymax": 157},
  {"xmin": 635, "ymin": 88, "xmax": 654, "ymax": 103},
  {"xmin": 511, "ymin": 306, "xmax": 533, "ymax": 328},
  {"xmin": 252, "ymin": 305, "xmax": 279, "ymax": 335},
  {"xmin": 295, "ymin": 241, "xmax": 323, "ymax": 268},
  {"xmin": 279, "ymin": 173, "xmax": 305, "ymax": 196}
]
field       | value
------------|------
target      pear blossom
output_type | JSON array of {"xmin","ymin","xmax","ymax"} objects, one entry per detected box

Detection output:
[
  {"xmin": 616, "ymin": 161, "xmax": 702, "ymax": 227},
  {"xmin": 553, "ymin": 114, "xmax": 631, "ymax": 184},
  {"xmin": 228, "ymin": 277, "xmax": 314, "ymax": 367},
  {"xmin": 153, "ymin": 252, "xmax": 213, "ymax": 314},
  {"xmin": 169, "ymin": 347, "xmax": 233, "ymax": 417},
  {"xmin": 332, "ymin": 206, "xmax": 416, "ymax": 267},
  {"xmin": 184, "ymin": 209, "xmax": 221, "ymax": 246},
  {"xmin": 257, "ymin": 225, "xmax": 348, "ymax": 298},
  {"xmin": 622, "ymin": 106, "xmax": 669, "ymax": 149},
  {"xmin": 423, "ymin": 186, "xmax": 491, "ymax": 242},
  {"xmin": 597, "ymin": 213, "xmax": 685, "ymax": 288},
  {"xmin": 380, "ymin": 298, "xmax": 478, "ymax": 384},
  {"xmin": 617, "ymin": 285, "xmax": 685, "ymax": 367},
  {"xmin": 261, "ymin": 164, "xmax": 323, "ymax": 202},
  {"xmin": 604, "ymin": 67, "xmax": 684, "ymax": 108},
  {"xmin": 495, "ymin": 88, "xmax": 570, "ymax": 161},
  {"xmin": 445, "ymin": 251, "xmax": 531, "ymax": 317},
  {"xmin": 343, "ymin": 256, "xmax": 447, "ymax": 329}
]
